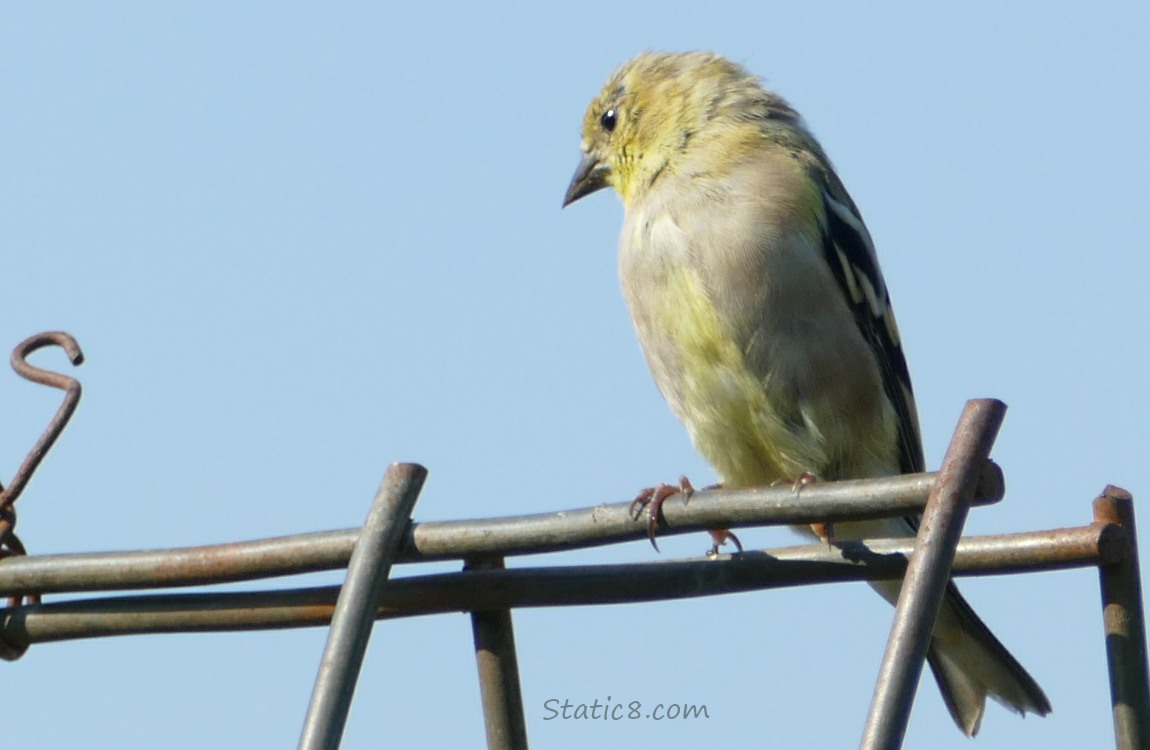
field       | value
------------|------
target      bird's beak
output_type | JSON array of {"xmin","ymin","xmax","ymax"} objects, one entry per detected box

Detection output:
[{"xmin": 562, "ymin": 154, "xmax": 610, "ymax": 207}]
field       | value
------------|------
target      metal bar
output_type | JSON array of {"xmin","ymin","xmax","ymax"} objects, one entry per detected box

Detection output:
[
  {"xmin": 467, "ymin": 557, "xmax": 529, "ymax": 750},
  {"xmin": 0, "ymin": 332, "xmax": 86, "ymax": 611},
  {"xmin": 297, "ymin": 463, "xmax": 427, "ymax": 750},
  {"xmin": 0, "ymin": 469, "xmax": 1005, "ymax": 596},
  {"xmin": 859, "ymin": 398, "xmax": 1007, "ymax": 750},
  {"xmin": 1, "ymin": 331, "xmax": 85, "ymax": 508},
  {"xmin": 2, "ymin": 522, "xmax": 1119, "ymax": 650},
  {"xmin": 1093, "ymin": 486, "xmax": 1150, "ymax": 750}
]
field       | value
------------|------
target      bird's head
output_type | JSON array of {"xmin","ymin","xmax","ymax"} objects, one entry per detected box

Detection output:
[{"xmin": 562, "ymin": 51, "xmax": 772, "ymax": 209}]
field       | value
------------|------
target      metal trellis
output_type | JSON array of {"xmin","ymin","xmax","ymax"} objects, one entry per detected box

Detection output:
[{"xmin": 0, "ymin": 331, "xmax": 1145, "ymax": 750}]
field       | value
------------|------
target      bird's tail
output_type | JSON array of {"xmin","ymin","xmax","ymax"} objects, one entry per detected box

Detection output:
[{"xmin": 924, "ymin": 582, "xmax": 1052, "ymax": 736}]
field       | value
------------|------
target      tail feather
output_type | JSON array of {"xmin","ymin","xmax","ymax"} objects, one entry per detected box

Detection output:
[
  {"xmin": 926, "ymin": 582, "xmax": 1052, "ymax": 736},
  {"xmin": 833, "ymin": 519, "xmax": 1050, "ymax": 734}
]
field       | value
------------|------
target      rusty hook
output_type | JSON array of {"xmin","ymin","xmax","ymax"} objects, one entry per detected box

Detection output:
[
  {"xmin": 1, "ymin": 331, "xmax": 85, "ymax": 509},
  {"xmin": 0, "ymin": 332, "xmax": 83, "ymax": 619}
]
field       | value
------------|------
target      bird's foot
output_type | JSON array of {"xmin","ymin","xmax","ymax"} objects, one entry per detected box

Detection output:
[
  {"xmin": 630, "ymin": 476, "xmax": 695, "ymax": 552},
  {"xmin": 706, "ymin": 528, "xmax": 743, "ymax": 557},
  {"xmin": 809, "ymin": 521, "xmax": 836, "ymax": 547},
  {"xmin": 792, "ymin": 471, "xmax": 818, "ymax": 494},
  {"xmin": 789, "ymin": 472, "xmax": 834, "ymax": 546}
]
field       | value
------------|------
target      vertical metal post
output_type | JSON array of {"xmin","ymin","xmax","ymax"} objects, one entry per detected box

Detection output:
[
  {"xmin": 1094, "ymin": 486, "xmax": 1150, "ymax": 750},
  {"xmin": 467, "ymin": 555, "xmax": 529, "ymax": 750},
  {"xmin": 859, "ymin": 399, "xmax": 1007, "ymax": 750},
  {"xmin": 298, "ymin": 463, "xmax": 427, "ymax": 750}
]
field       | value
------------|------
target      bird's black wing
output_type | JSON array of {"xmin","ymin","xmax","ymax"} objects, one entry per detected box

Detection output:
[{"xmin": 819, "ymin": 178, "xmax": 925, "ymax": 477}]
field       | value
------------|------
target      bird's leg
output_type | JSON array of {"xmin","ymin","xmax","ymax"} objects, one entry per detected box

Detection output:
[{"xmin": 791, "ymin": 471, "xmax": 834, "ymax": 546}]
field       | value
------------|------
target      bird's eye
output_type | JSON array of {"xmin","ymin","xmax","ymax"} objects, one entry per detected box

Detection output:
[{"xmin": 600, "ymin": 108, "xmax": 617, "ymax": 133}]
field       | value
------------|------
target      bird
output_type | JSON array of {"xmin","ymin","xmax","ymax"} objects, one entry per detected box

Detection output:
[{"xmin": 562, "ymin": 50, "xmax": 1051, "ymax": 736}]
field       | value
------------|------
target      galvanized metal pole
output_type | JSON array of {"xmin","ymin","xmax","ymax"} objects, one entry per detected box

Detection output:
[
  {"xmin": 1094, "ymin": 486, "xmax": 1150, "ymax": 750},
  {"xmin": 467, "ymin": 556, "xmax": 529, "ymax": 750},
  {"xmin": 859, "ymin": 399, "xmax": 1006, "ymax": 750},
  {"xmin": 297, "ymin": 463, "xmax": 427, "ymax": 750}
]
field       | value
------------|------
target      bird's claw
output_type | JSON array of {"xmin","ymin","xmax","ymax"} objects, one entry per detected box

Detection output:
[
  {"xmin": 787, "ymin": 471, "xmax": 833, "ymax": 546},
  {"xmin": 792, "ymin": 471, "xmax": 818, "ymax": 494},
  {"xmin": 630, "ymin": 476, "xmax": 694, "ymax": 552},
  {"xmin": 707, "ymin": 528, "xmax": 743, "ymax": 557},
  {"xmin": 809, "ymin": 521, "xmax": 837, "ymax": 547}
]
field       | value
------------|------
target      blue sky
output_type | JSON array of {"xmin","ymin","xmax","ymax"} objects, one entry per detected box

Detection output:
[{"xmin": 3, "ymin": 4, "xmax": 1147, "ymax": 748}]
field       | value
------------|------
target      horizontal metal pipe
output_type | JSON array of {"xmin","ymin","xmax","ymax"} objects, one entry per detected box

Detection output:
[
  {"xmin": 0, "ymin": 522, "xmax": 1123, "ymax": 650},
  {"xmin": 0, "ymin": 469, "xmax": 1003, "ymax": 596}
]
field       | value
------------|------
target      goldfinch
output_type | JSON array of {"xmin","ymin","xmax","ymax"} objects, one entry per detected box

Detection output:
[{"xmin": 563, "ymin": 50, "xmax": 1051, "ymax": 736}]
